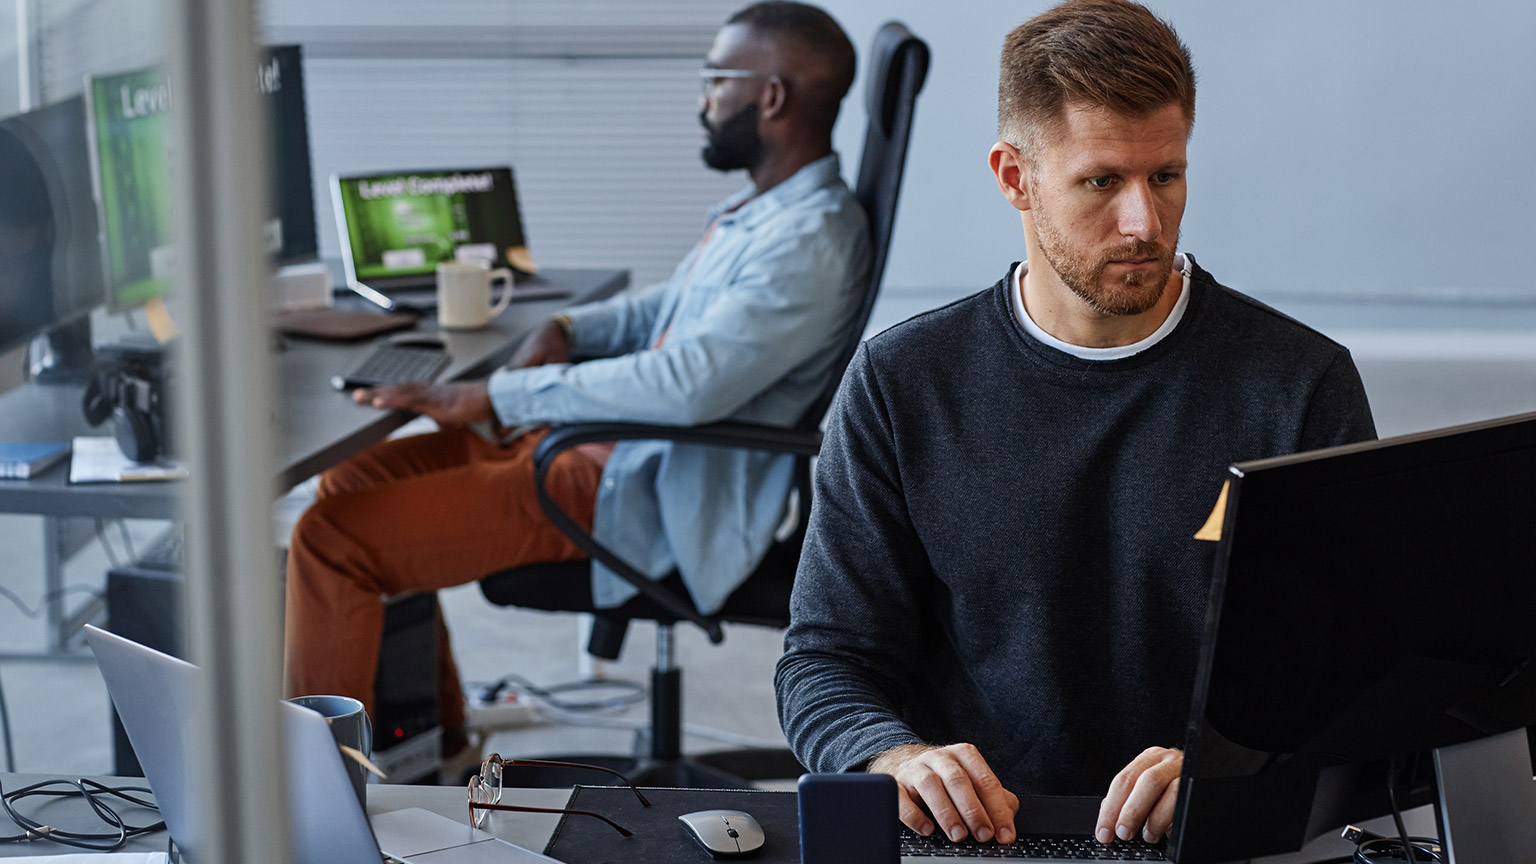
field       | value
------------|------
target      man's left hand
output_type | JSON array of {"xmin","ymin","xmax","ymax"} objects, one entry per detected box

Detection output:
[
  {"xmin": 352, "ymin": 381, "xmax": 496, "ymax": 427},
  {"xmin": 1096, "ymin": 747, "xmax": 1182, "ymax": 845}
]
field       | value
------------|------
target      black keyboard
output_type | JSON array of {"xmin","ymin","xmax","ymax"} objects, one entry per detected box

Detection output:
[
  {"xmin": 330, "ymin": 342, "xmax": 450, "ymax": 391},
  {"xmin": 900, "ymin": 828, "xmax": 1167, "ymax": 860},
  {"xmin": 137, "ymin": 530, "xmax": 183, "ymax": 571}
]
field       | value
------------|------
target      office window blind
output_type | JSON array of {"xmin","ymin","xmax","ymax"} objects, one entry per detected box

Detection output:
[
  {"xmin": 259, "ymin": 0, "xmax": 727, "ymax": 30},
  {"xmin": 304, "ymin": 56, "xmax": 741, "ymax": 289},
  {"xmin": 35, "ymin": 0, "xmax": 165, "ymax": 102},
  {"xmin": 267, "ymin": 0, "xmax": 751, "ymax": 289},
  {"xmin": 0, "ymin": 2, "xmax": 18, "ymax": 117}
]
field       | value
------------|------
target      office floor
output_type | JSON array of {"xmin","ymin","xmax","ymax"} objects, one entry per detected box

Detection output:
[{"xmin": 2, "ymin": 287, "xmax": 1535, "ymax": 783}]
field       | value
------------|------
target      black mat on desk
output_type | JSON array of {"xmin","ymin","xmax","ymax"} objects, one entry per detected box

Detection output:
[{"xmin": 544, "ymin": 785, "xmax": 799, "ymax": 864}]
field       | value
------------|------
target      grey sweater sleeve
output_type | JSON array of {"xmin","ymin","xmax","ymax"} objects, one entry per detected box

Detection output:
[
  {"xmin": 1299, "ymin": 348, "xmax": 1378, "ymax": 449},
  {"xmin": 775, "ymin": 345, "xmax": 929, "ymax": 772}
]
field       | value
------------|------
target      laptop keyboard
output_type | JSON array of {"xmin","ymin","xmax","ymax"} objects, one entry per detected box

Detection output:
[
  {"xmin": 331, "ymin": 343, "xmax": 450, "ymax": 391},
  {"xmin": 900, "ymin": 828, "xmax": 1168, "ymax": 860}
]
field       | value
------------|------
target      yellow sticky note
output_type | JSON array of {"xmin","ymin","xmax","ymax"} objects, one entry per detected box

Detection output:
[
  {"xmin": 144, "ymin": 297, "xmax": 178, "ymax": 343},
  {"xmin": 506, "ymin": 245, "xmax": 540, "ymax": 274},
  {"xmin": 1194, "ymin": 479, "xmax": 1229, "ymax": 542}
]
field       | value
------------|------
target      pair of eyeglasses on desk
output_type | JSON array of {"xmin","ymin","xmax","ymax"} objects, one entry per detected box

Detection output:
[{"xmin": 467, "ymin": 754, "xmax": 651, "ymax": 837}]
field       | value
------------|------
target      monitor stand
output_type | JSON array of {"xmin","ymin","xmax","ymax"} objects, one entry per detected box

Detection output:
[
  {"xmin": 29, "ymin": 317, "xmax": 94, "ymax": 385},
  {"xmin": 1434, "ymin": 727, "xmax": 1536, "ymax": 862}
]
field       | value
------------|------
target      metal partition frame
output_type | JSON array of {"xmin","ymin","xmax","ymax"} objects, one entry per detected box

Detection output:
[{"xmin": 169, "ymin": 0, "xmax": 292, "ymax": 859}]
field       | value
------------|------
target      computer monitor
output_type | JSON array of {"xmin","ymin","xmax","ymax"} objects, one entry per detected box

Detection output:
[
  {"xmin": 1172, "ymin": 411, "xmax": 1536, "ymax": 863},
  {"xmin": 0, "ymin": 96, "xmax": 106, "ymax": 358},
  {"xmin": 331, "ymin": 166, "xmax": 529, "ymax": 294},
  {"xmin": 86, "ymin": 48, "xmax": 317, "ymax": 312},
  {"xmin": 262, "ymin": 44, "xmax": 318, "ymax": 264},
  {"xmin": 86, "ymin": 64, "xmax": 176, "ymax": 312}
]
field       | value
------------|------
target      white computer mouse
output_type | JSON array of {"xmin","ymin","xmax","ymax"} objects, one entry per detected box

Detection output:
[{"xmin": 678, "ymin": 809, "xmax": 766, "ymax": 858}]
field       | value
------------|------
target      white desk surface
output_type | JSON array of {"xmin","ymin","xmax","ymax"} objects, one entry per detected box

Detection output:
[{"xmin": 0, "ymin": 774, "xmax": 568, "ymax": 858}]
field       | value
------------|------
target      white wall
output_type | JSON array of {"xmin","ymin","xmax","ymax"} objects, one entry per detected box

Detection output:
[{"xmin": 820, "ymin": 0, "xmax": 1536, "ymax": 310}]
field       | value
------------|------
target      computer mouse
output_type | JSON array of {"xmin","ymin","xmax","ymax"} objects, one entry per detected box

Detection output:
[{"xmin": 678, "ymin": 809, "xmax": 765, "ymax": 858}]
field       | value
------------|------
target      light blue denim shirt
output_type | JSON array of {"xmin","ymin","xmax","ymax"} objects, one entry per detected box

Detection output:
[{"xmin": 488, "ymin": 154, "xmax": 871, "ymax": 612}]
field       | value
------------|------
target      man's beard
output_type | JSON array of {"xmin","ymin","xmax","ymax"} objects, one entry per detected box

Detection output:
[
  {"xmin": 1034, "ymin": 200, "xmax": 1177, "ymax": 317},
  {"xmin": 700, "ymin": 103, "xmax": 763, "ymax": 172}
]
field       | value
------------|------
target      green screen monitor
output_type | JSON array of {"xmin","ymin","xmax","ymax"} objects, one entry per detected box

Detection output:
[
  {"xmin": 86, "ymin": 47, "xmax": 318, "ymax": 312},
  {"xmin": 331, "ymin": 166, "xmax": 529, "ymax": 302},
  {"xmin": 86, "ymin": 64, "xmax": 175, "ymax": 312}
]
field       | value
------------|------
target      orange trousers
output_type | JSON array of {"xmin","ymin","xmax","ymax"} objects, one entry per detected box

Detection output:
[{"xmin": 282, "ymin": 426, "xmax": 601, "ymax": 733}]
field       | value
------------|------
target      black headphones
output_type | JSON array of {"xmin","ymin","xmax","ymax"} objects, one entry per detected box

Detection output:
[{"xmin": 82, "ymin": 341, "xmax": 171, "ymax": 463}]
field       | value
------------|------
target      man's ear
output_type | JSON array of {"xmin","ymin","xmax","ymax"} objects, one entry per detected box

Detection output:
[
  {"xmin": 989, "ymin": 142, "xmax": 1032, "ymax": 213},
  {"xmin": 760, "ymin": 74, "xmax": 787, "ymax": 120}
]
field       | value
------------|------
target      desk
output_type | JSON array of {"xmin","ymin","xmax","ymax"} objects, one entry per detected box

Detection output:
[
  {"xmin": 0, "ymin": 775, "xmax": 1435, "ymax": 862},
  {"xmin": 0, "ymin": 774, "xmax": 568, "ymax": 858},
  {"xmin": 0, "ymin": 268, "xmax": 628, "ymax": 655}
]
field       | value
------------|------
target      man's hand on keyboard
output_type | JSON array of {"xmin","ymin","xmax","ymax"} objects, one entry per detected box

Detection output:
[
  {"xmin": 869, "ymin": 742, "xmax": 1019, "ymax": 845},
  {"xmin": 1096, "ymin": 746, "xmax": 1181, "ymax": 846},
  {"xmin": 354, "ymin": 381, "xmax": 495, "ymax": 426}
]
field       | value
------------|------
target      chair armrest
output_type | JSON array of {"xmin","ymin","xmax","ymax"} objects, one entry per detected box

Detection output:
[
  {"xmin": 528, "ymin": 422, "xmax": 822, "ymax": 643},
  {"xmin": 533, "ymin": 421, "xmax": 822, "ymax": 465}
]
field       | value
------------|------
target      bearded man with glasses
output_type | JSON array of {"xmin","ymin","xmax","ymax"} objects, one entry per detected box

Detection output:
[{"xmin": 284, "ymin": 0, "xmax": 869, "ymax": 771}]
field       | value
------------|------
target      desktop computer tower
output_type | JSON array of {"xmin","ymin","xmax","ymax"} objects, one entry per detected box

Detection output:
[
  {"xmin": 371, "ymin": 591, "xmax": 443, "ymax": 785},
  {"xmin": 106, "ymin": 550, "xmax": 442, "ymax": 783},
  {"xmin": 105, "ymin": 562, "xmax": 184, "ymax": 776}
]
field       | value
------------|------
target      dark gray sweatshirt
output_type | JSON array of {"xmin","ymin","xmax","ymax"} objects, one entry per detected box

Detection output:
[{"xmin": 775, "ymin": 258, "xmax": 1377, "ymax": 795}]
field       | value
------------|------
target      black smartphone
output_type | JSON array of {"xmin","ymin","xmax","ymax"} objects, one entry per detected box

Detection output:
[{"xmin": 798, "ymin": 773, "xmax": 900, "ymax": 864}]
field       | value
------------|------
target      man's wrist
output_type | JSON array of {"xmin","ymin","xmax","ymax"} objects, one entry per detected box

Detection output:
[
  {"xmin": 867, "ymin": 743, "xmax": 935, "ymax": 774},
  {"xmin": 552, "ymin": 314, "xmax": 574, "ymax": 340}
]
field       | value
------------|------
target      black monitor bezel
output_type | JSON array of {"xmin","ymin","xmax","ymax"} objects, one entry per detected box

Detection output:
[{"xmin": 1171, "ymin": 410, "xmax": 1536, "ymax": 862}]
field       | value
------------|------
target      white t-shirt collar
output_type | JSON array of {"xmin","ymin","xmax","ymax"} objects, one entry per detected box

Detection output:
[{"xmin": 1011, "ymin": 253, "xmax": 1192, "ymax": 361}]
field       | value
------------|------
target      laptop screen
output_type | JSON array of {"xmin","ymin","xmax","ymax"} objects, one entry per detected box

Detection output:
[{"xmin": 332, "ymin": 166, "xmax": 527, "ymax": 284}]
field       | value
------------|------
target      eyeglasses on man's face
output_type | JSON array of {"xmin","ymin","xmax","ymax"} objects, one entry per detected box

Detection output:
[
  {"xmin": 467, "ymin": 754, "xmax": 651, "ymax": 837},
  {"xmin": 698, "ymin": 67, "xmax": 762, "ymax": 99}
]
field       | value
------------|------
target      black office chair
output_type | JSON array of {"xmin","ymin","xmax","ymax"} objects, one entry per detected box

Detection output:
[{"xmin": 477, "ymin": 22, "xmax": 929, "ymax": 789}]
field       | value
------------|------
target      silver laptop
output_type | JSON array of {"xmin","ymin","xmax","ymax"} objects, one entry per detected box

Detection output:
[{"xmin": 85, "ymin": 625, "xmax": 556, "ymax": 864}]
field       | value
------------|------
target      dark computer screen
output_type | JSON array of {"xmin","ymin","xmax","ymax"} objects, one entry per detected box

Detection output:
[
  {"xmin": 263, "ymin": 45, "xmax": 318, "ymax": 264},
  {"xmin": 1172, "ymin": 412, "xmax": 1536, "ymax": 862},
  {"xmin": 0, "ymin": 96, "xmax": 105, "ymax": 355}
]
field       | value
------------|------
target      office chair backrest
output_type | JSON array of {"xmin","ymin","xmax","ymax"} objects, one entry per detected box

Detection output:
[{"xmin": 799, "ymin": 21, "xmax": 929, "ymax": 430}]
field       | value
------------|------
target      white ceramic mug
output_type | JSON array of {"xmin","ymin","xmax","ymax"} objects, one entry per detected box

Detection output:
[{"xmin": 436, "ymin": 260, "xmax": 513, "ymax": 329}]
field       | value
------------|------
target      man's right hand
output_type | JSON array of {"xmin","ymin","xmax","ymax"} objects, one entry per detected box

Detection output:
[
  {"xmin": 868, "ymin": 743, "xmax": 1020, "ymax": 844},
  {"xmin": 508, "ymin": 319, "xmax": 571, "ymax": 369}
]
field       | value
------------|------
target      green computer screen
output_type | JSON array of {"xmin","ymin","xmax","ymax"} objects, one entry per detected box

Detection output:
[
  {"xmin": 334, "ymin": 168, "xmax": 525, "ymax": 282},
  {"xmin": 88, "ymin": 65, "xmax": 175, "ymax": 311}
]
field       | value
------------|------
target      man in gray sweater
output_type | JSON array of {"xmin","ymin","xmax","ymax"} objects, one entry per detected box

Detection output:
[{"xmin": 775, "ymin": 0, "xmax": 1376, "ymax": 852}]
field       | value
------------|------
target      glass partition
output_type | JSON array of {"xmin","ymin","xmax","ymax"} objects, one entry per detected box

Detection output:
[{"xmin": 0, "ymin": 0, "xmax": 290, "ymax": 858}]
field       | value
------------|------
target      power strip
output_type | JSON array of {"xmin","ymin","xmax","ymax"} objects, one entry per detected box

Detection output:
[{"xmin": 465, "ymin": 694, "xmax": 541, "ymax": 732}]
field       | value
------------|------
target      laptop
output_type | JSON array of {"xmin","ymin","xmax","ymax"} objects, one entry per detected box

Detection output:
[
  {"xmin": 85, "ymin": 625, "xmax": 557, "ymax": 863},
  {"xmin": 330, "ymin": 166, "xmax": 555, "ymax": 312}
]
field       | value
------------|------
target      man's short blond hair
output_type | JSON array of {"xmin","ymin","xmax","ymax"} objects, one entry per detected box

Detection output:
[{"xmin": 998, "ymin": 0, "xmax": 1196, "ymax": 158}]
